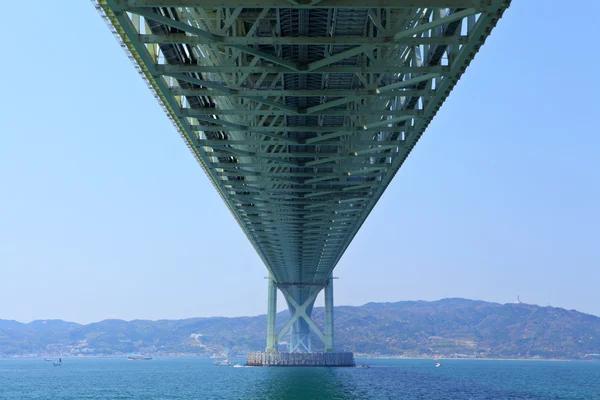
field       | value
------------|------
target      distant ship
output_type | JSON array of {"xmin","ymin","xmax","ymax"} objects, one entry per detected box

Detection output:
[
  {"xmin": 213, "ymin": 359, "xmax": 233, "ymax": 366},
  {"xmin": 53, "ymin": 358, "xmax": 62, "ymax": 366},
  {"xmin": 127, "ymin": 355, "xmax": 152, "ymax": 361}
]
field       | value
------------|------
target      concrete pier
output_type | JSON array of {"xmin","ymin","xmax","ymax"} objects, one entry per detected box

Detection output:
[{"xmin": 247, "ymin": 351, "xmax": 355, "ymax": 367}]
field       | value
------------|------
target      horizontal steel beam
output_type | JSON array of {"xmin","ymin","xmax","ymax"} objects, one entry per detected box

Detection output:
[
  {"xmin": 183, "ymin": 108, "xmax": 421, "ymax": 117},
  {"xmin": 216, "ymin": 170, "xmax": 383, "ymax": 178},
  {"xmin": 211, "ymin": 148, "xmax": 399, "ymax": 159},
  {"xmin": 233, "ymin": 197, "xmax": 365, "ymax": 204},
  {"xmin": 123, "ymin": 0, "xmax": 493, "ymax": 9},
  {"xmin": 193, "ymin": 125, "xmax": 409, "ymax": 133},
  {"xmin": 171, "ymin": 87, "xmax": 432, "ymax": 98},
  {"xmin": 200, "ymin": 139, "xmax": 402, "ymax": 146},
  {"xmin": 228, "ymin": 184, "xmax": 376, "ymax": 193},
  {"xmin": 140, "ymin": 34, "xmax": 468, "ymax": 46},
  {"xmin": 259, "ymin": 243, "xmax": 338, "ymax": 248},
  {"xmin": 276, "ymin": 282, "xmax": 325, "ymax": 288},
  {"xmin": 211, "ymin": 160, "xmax": 391, "ymax": 167},
  {"xmin": 158, "ymin": 64, "xmax": 449, "ymax": 75}
]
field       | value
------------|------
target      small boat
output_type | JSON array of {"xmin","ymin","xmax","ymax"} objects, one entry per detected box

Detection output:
[
  {"xmin": 127, "ymin": 355, "xmax": 152, "ymax": 361},
  {"xmin": 435, "ymin": 362, "xmax": 441, "ymax": 368},
  {"xmin": 356, "ymin": 364, "xmax": 370, "ymax": 369},
  {"xmin": 233, "ymin": 364, "xmax": 245, "ymax": 368},
  {"xmin": 53, "ymin": 358, "xmax": 62, "ymax": 366},
  {"xmin": 213, "ymin": 359, "xmax": 234, "ymax": 366}
]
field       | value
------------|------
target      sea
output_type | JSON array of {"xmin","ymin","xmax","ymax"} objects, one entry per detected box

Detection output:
[{"xmin": 0, "ymin": 357, "xmax": 599, "ymax": 399}]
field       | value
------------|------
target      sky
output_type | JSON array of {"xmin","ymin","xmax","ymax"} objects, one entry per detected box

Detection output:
[{"xmin": 0, "ymin": 1, "xmax": 599, "ymax": 324}]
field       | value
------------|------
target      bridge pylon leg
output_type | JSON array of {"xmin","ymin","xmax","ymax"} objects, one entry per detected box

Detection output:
[
  {"xmin": 265, "ymin": 275, "xmax": 278, "ymax": 352},
  {"xmin": 324, "ymin": 277, "xmax": 334, "ymax": 352}
]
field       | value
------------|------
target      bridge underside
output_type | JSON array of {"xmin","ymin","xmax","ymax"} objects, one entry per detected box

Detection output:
[{"xmin": 95, "ymin": 0, "xmax": 510, "ymax": 353}]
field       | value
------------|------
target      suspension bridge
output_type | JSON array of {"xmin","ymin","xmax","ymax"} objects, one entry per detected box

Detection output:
[{"xmin": 94, "ymin": 0, "xmax": 511, "ymax": 365}]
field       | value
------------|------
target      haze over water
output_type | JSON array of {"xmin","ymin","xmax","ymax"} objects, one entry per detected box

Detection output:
[{"xmin": 1, "ymin": 358, "xmax": 599, "ymax": 399}]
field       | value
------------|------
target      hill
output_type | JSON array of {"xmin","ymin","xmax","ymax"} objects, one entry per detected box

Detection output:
[{"xmin": 1, "ymin": 299, "xmax": 598, "ymax": 359}]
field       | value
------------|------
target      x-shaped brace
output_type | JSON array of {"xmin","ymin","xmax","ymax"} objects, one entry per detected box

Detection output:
[{"xmin": 277, "ymin": 288, "xmax": 325, "ymax": 344}]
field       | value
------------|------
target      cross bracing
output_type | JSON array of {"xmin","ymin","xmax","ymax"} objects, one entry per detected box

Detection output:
[{"xmin": 94, "ymin": 0, "xmax": 510, "ymax": 351}]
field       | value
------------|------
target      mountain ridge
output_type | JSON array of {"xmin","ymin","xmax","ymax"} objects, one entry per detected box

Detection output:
[
  {"xmin": 6, "ymin": 298, "xmax": 599, "ymax": 325},
  {"xmin": 1, "ymin": 298, "xmax": 599, "ymax": 359}
]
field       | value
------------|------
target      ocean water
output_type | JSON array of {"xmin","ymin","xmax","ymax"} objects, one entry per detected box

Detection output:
[{"xmin": 0, "ymin": 358, "xmax": 599, "ymax": 399}]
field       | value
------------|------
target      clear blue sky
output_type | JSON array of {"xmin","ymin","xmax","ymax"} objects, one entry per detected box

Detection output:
[{"xmin": 1, "ymin": 1, "xmax": 598, "ymax": 324}]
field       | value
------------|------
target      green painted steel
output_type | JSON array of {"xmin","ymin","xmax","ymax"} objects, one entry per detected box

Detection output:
[{"xmin": 94, "ymin": 0, "xmax": 511, "ymax": 296}]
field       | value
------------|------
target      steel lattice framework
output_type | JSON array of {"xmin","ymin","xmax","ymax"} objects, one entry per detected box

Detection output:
[{"xmin": 95, "ymin": 0, "xmax": 510, "ymax": 352}]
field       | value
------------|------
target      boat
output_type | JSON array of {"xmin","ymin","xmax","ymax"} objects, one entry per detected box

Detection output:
[
  {"xmin": 233, "ymin": 364, "xmax": 245, "ymax": 368},
  {"xmin": 53, "ymin": 358, "xmax": 62, "ymax": 366},
  {"xmin": 127, "ymin": 355, "xmax": 153, "ymax": 361},
  {"xmin": 435, "ymin": 362, "xmax": 441, "ymax": 368},
  {"xmin": 356, "ymin": 364, "xmax": 370, "ymax": 369},
  {"xmin": 213, "ymin": 359, "xmax": 234, "ymax": 366}
]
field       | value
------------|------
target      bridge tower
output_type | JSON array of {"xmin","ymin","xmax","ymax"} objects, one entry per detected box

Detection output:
[{"xmin": 266, "ymin": 276, "xmax": 335, "ymax": 353}]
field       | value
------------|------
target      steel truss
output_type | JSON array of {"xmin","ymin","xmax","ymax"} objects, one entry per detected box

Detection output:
[{"xmin": 94, "ymin": 0, "xmax": 510, "ymax": 351}]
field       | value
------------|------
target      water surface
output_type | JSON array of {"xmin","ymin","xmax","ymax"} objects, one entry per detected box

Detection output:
[{"xmin": 1, "ymin": 357, "xmax": 598, "ymax": 399}]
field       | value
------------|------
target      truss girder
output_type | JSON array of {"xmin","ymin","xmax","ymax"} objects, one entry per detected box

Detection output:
[
  {"xmin": 122, "ymin": 0, "xmax": 505, "ymax": 9},
  {"xmin": 95, "ymin": 0, "xmax": 511, "ymax": 301}
]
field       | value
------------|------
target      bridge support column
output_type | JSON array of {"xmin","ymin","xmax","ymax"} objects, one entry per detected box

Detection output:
[
  {"xmin": 253, "ymin": 278, "xmax": 354, "ymax": 366},
  {"xmin": 265, "ymin": 275, "xmax": 278, "ymax": 352},
  {"xmin": 324, "ymin": 277, "xmax": 334, "ymax": 352}
]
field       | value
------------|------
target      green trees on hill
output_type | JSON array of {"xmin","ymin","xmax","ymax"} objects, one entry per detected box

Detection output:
[{"xmin": 1, "ymin": 299, "xmax": 598, "ymax": 359}]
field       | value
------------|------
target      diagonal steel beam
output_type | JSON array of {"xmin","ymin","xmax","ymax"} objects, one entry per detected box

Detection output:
[
  {"xmin": 276, "ymin": 289, "xmax": 324, "ymax": 343},
  {"xmin": 307, "ymin": 45, "xmax": 371, "ymax": 72},
  {"xmin": 304, "ymin": 74, "xmax": 438, "ymax": 115},
  {"xmin": 164, "ymin": 75, "xmax": 301, "ymax": 115},
  {"xmin": 394, "ymin": 8, "xmax": 477, "ymax": 41},
  {"xmin": 128, "ymin": 7, "xmax": 301, "ymax": 71}
]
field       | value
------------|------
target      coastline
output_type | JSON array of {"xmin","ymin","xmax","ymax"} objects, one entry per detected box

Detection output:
[{"xmin": 1, "ymin": 355, "xmax": 595, "ymax": 362}]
